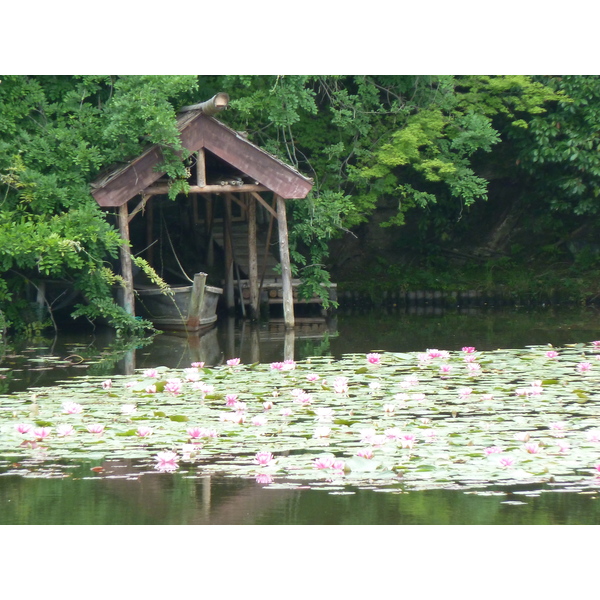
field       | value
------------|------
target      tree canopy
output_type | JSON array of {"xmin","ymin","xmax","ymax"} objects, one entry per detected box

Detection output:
[{"xmin": 1, "ymin": 74, "xmax": 597, "ymax": 334}]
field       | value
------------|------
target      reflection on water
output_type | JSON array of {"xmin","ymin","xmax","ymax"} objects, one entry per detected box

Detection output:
[
  {"xmin": 3, "ymin": 306, "xmax": 600, "ymax": 524},
  {"xmin": 1, "ymin": 461, "xmax": 599, "ymax": 525}
]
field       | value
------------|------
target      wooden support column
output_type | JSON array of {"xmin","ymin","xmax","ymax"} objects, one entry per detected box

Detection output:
[
  {"xmin": 197, "ymin": 149, "xmax": 206, "ymax": 187},
  {"xmin": 118, "ymin": 203, "xmax": 135, "ymax": 316},
  {"xmin": 146, "ymin": 197, "xmax": 154, "ymax": 266},
  {"xmin": 275, "ymin": 194, "xmax": 295, "ymax": 328},
  {"xmin": 224, "ymin": 196, "xmax": 235, "ymax": 313},
  {"xmin": 247, "ymin": 193, "xmax": 259, "ymax": 320}
]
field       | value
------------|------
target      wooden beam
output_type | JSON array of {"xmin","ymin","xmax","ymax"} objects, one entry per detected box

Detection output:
[
  {"xmin": 144, "ymin": 184, "xmax": 269, "ymax": 195},
  {"xmin": 118, "ymin": 203, "xmax": 135, "ymax": 316},
  {"xmin": 276, "ymin": 195, "xmax": 295, "ymax": 328},
  {"xmin": 128, "ymin": 193, "xmax": 152, "ymax": 222},
  {"xmin": 196, "ymin": 148, "xmax": 206, "ymax": 187},
  {"xmin": 179, "ymin": 92, "xmax": 229, "ymax": 115},
  {"xmin": 249, "ymin": 191, "xmax": 278, "ymax": 220}
]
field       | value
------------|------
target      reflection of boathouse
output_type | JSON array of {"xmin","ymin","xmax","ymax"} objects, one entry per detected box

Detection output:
[{"xmin": 91, "ymin": 93, "xmax": 336, "ymax": 328}]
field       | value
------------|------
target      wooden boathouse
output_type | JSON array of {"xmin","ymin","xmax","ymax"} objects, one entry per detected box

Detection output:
[{"xmin": 91, "ymin": 93, "xmax": 330, "ymax": 328}]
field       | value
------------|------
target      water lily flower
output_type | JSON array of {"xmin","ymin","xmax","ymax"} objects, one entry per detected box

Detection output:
[
  {"xmin": 467, "ymin": 363, "xmax": 482, "ymax": 373},
  {"xmin": 187, "ymin": 427, "xmax": 216, "ymax": 439},
  {"xmin": 143, "ymin": 368, "xmax": 159, "ymax": 378},
  {"xmin": 306, "ymin": 373, "xmax": 320, "ymax": 382},
  {"xmin": 56, "ymin": 424, "xmax": 74, "ymax": 437},
  {"xmin": 15, "ymin": 423, "xmax": 33, "ymax": 434},
  {"xmin": 366, "ymin": 353, "xmax": 381, "ymax": 364},
  {"xmin": 424, "ymin": 430, "xmax": 437, "ymax": 442},
  {"xmin": 458, "ymin": 387, "xmax": 473, "ymax": 399},
  {"xmin": 400, "ymin": 433, "xmax": 417, "ymax": 449},
  {"xmin": 282, "ymin": 360, "xmax": 296, "ymax": 370},
  {"xmin": 101, "ymin": 379, "xmax": 112, "ymax": 390},
  {"xmin": 32, "ymin": 427, "xmax": 51, "ymax": 440},
  {"xmin": 280, "ymin": 408, "xmax": 293, "ymax": 417},
  {"xmin": 256, "ymin": 473, "xmax": 274, "ymax": 484},
  {"xmin": 193, "ymin": 382, "xmax": 214, "ymax": 395},
  {"xmin": 254, "ymin": 451, "xmax": 274, "ymax": 466},
  {"xmin": 63, "ymin": 401, "xmax": 83, "ymax": 414},
  {"xmin": 121, "ymin": 404, "xmax": 137, "ymax": 415},
  {"xmin": 145, "ymin": 384, "xmax": 157, "ymax": 393},
  {"xmin": 356, "ymin": 448, "xmax": 374, "ymax": 459},
  {"xmin": 270, "ymin": 362, "xmax": 285, "ymax": 371},
  {"xmin": 225, "ymin": 393, "xmax": 238, "ymax": 407},
  {"xmin": 384, "ymin": 427, "xmax": 402, "ymax": 440},
  {"xmin": 557, "ymin": 441, "xmax": 571, "ymax": 453},
  {"xmin": 523, "ymin": 442, "xmax": 541, "ymax": 454},
  {"xmin": 383, "ymin": 404, "xmax": 395, "ymax": 414},
  {"xmin": 314, "ymin": 426, "xmax": 331, "ymax": 438},
  {"xmin": 184, "ymin": 370, "xmax": 200, "ymax": 382},
  {"xmin": 427, "ymin": 349, "xmax": 450, "ymax": 360},
  {"xmin": 514, "ymin": 432, "xmax": 531, "ymax": 442},
  {"xmin": 333, "ymin": 377, "xmax": 349, "ymax": 394},
  {"xmin": 313, "ymin": 456, "xmax": 335, "ymax": 469},
  {"xmin": 499, "ymin": 456, "xmax": 515, "ymax": 467},
  {"xmin": 360, "ymin": 428, "xmax": 377, "ymax": 443},
  {"xmin": 233, "ymin": 401, "xmax": 247, "ymax": 412},
  {"xmin": 332, "ymin": 460, "xmax": 345, "ymax": 473},
  {"xmin": 295, "ymin": 392, "xmax": 313, "ymax": 405},
  {"xmin": 595, "ymin": 464, "xmax": 600, "ymax": 475},
  {"xmin": 263, "ymin": 400, "xmax": 274, "ymax": 410},
  {"xmin": 87, "ymin": 423, "xmax": 105, "ymax": 434},
  {"xmin": 252, "ymin": 415, "xmax": 268, "ymax": 426},
  {"xmin": 462, "ymin": 346, "xmax": 476, "ymax": 353},
  {"xmin": 545, "ymin": 350, "xmax": 559, "ymax": 359},
  {"xmin": 227, "ymin": 358, "xmax": 240, "ymax": 367},
  {"xmin": 481, "ymin": 394, "xmax": 494, "ymax": 401},
  {"xmin": 577, "ymin": 362, "xmax": 592, "ymax": 373},
  {"xmin": 165, "ymin": 379, "xmax": 182, "ymax": 395},
  {"xmin": 484, "ymin": 446, "xmax": 503, "ymax": 455},
  {"xmin": 549, "ymin": 422, "xmax": 568, "ymax": 437},
  {"xmin": 593, "ymin": 341, "xmax": 600, "ymax": 348},
  {"xmin": 191, "ymin": 362, "xmax": 205, "ymax": 368},
  {"xmin": 155, "ymin": 450, "xmax": 179, "ymax": 472},
  {"xmin": 136, "ymin": 426, "xmax": 153, "ymax": 438},
  {"xmin": 440, "ymin": 364, "xmax": 453, "ymax": 373}
]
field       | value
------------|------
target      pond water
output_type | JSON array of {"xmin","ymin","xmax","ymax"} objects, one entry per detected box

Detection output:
[{"xmin": 2, "ymin": 305, "xmax": 600, "ymax": 525}]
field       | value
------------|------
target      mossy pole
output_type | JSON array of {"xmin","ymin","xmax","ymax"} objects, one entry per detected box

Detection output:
[{"xmin": 118, "ymin": 202, "xmax": 135, "ymax": 317}]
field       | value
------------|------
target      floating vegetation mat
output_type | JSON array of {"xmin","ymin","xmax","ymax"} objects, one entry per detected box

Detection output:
[{"xmin": 2, "ymin": 344, "xmax": 600, "ymax": 497}]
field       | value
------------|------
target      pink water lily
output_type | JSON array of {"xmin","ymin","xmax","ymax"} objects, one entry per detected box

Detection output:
[
  {"xmin": 462, "ymin": 346, "xmax": 476, "ymax": 353},
  {"xmin": 32, "ymin": 427, "xmax": 51, "ymax": 440},
  {"xmin": 270, "ymin": 362, "xmax": 285, "ymax": 371},
  {"xmin": 143, "ymin": 368, "xmax": 159, "ymax": 378},
  {"xmin": 400, "ymin": 433, "xmax": 417, "ymax": 449},
  {"xmin": 366, "ymin": 353, "xmax": 381, "ymax": 364},
  {"xmin": 191, "ymin": 362, "xmax": 205, "ymax": 368},
  {"xmin": 254, "ymin": 451, "xmax": 274, "ymax": 466},
  {"xmin": 145, "ymin": 384, "xmax": 157, "ymax": 393},
  {"xmin": 545, "ymin": 350, "xmax": 559, "ymax": 359},
  {"xmin": 155, "ymin": 451, "xmax": 179, "ymax": 472},
  {"xmin": 577, "ymin": 362, "xmax": 592, "ymax": 373},
  {"xmin": 333, "ymin": 377, "xmax": 349, "ymax": 395},
  {"xmin": 484, "ymin": 446, "xmax": 503, "ymax": 455},
  {"xmin": 136, "ymin": 426, "xmax": 153, "ymax": 438},
  {"xmin": 440, "ymin": 364, "xmax": 453, "ymax": 373},
  {"xmin": 252, "ymin": 415, "xmax": 268, "ymax": 426},
  {"xmin": 306, "ymin": 373, "xmax": 320, "ymax": 382},
  {"xmin": 86, "ymin": 423, "xmax": 105, "ymax": 434},
  {"xmin": 226, "ymin": 358, "xmax": 240, "ymax": 367},
  {"xmin": 165, "ymin": 379, "xmax": 182, "ymax": 395},
  {"xmin": 263, "ymin": 400, "xmax": 274, "ymax": 410},
  {"xmin": 225, "ymin": 394, "xmax": 238, "ymax": 407},
  {"xmin": 523, "ymin": 442, "xmax": 541, "ymax": 454},
  {"xmin": 56, "ymin": 424, "xmax": 74, "ymax": 437},
  {"xmin": 62, "ymin": 401, "xmax": 83, "ymax": 414},
  {"xmin": 101, "ymin": 379, "xmax": 112, "ymax": 390},
  {"xmin": 15, "ymin": 423, "xmax": 33, "ymax": 434},
  {"xmin": 499, "ymin": 456, "xmax": 515, "ymax": 467},
  {"xmin": 313, "ymin": 456, "xmax": 335, "ymax": 469},
  {"xmin": 356, "ymin": 448, "xmax": 374, "ymax": 459}
]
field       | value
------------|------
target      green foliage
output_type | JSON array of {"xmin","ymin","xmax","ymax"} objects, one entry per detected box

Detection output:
[{"xmin": 0, "ymin": 75, "xmax": 199, "ymax": 334}]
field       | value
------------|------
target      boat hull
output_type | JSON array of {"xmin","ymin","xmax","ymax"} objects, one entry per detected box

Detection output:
[{"xmin": 135, "ymin": 276, "xmax": 222, "ymax": 332}]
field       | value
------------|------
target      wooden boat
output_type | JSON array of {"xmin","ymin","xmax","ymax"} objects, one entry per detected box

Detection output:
[{"xmin": 135, "ymin": 272, "xmax": 223, "ymax": 332}]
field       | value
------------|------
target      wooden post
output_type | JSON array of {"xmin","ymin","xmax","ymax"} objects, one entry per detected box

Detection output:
[
  {"xmin": 146, "ymin": 197, "xmax": 154, "ymax": 266},
  {"xmin": 224, "ymin": 197, "xmax": 235, "ymax": 313},
  {"xmin": 275, "ymin": 194, "xmax": 295, "ymax": 328},
  {"xmin": 118, "ymin": 203, "xmax": 135, "ymax": 316},
  {"xmin": 197, "ymin": 149, "xmax": 206, "ymax": 187},
  {"xmin": 187, "ymin": 272, "xmax": 207, "ymax": 330},
  {"xmin": 247, "ymin": 193, "xmax": 259, "ymax": 320}
]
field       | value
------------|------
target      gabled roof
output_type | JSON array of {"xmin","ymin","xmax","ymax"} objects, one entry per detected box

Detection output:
[{"xmin": 91, "ymin": 111, "xmax": 313, "ymax": 207}]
